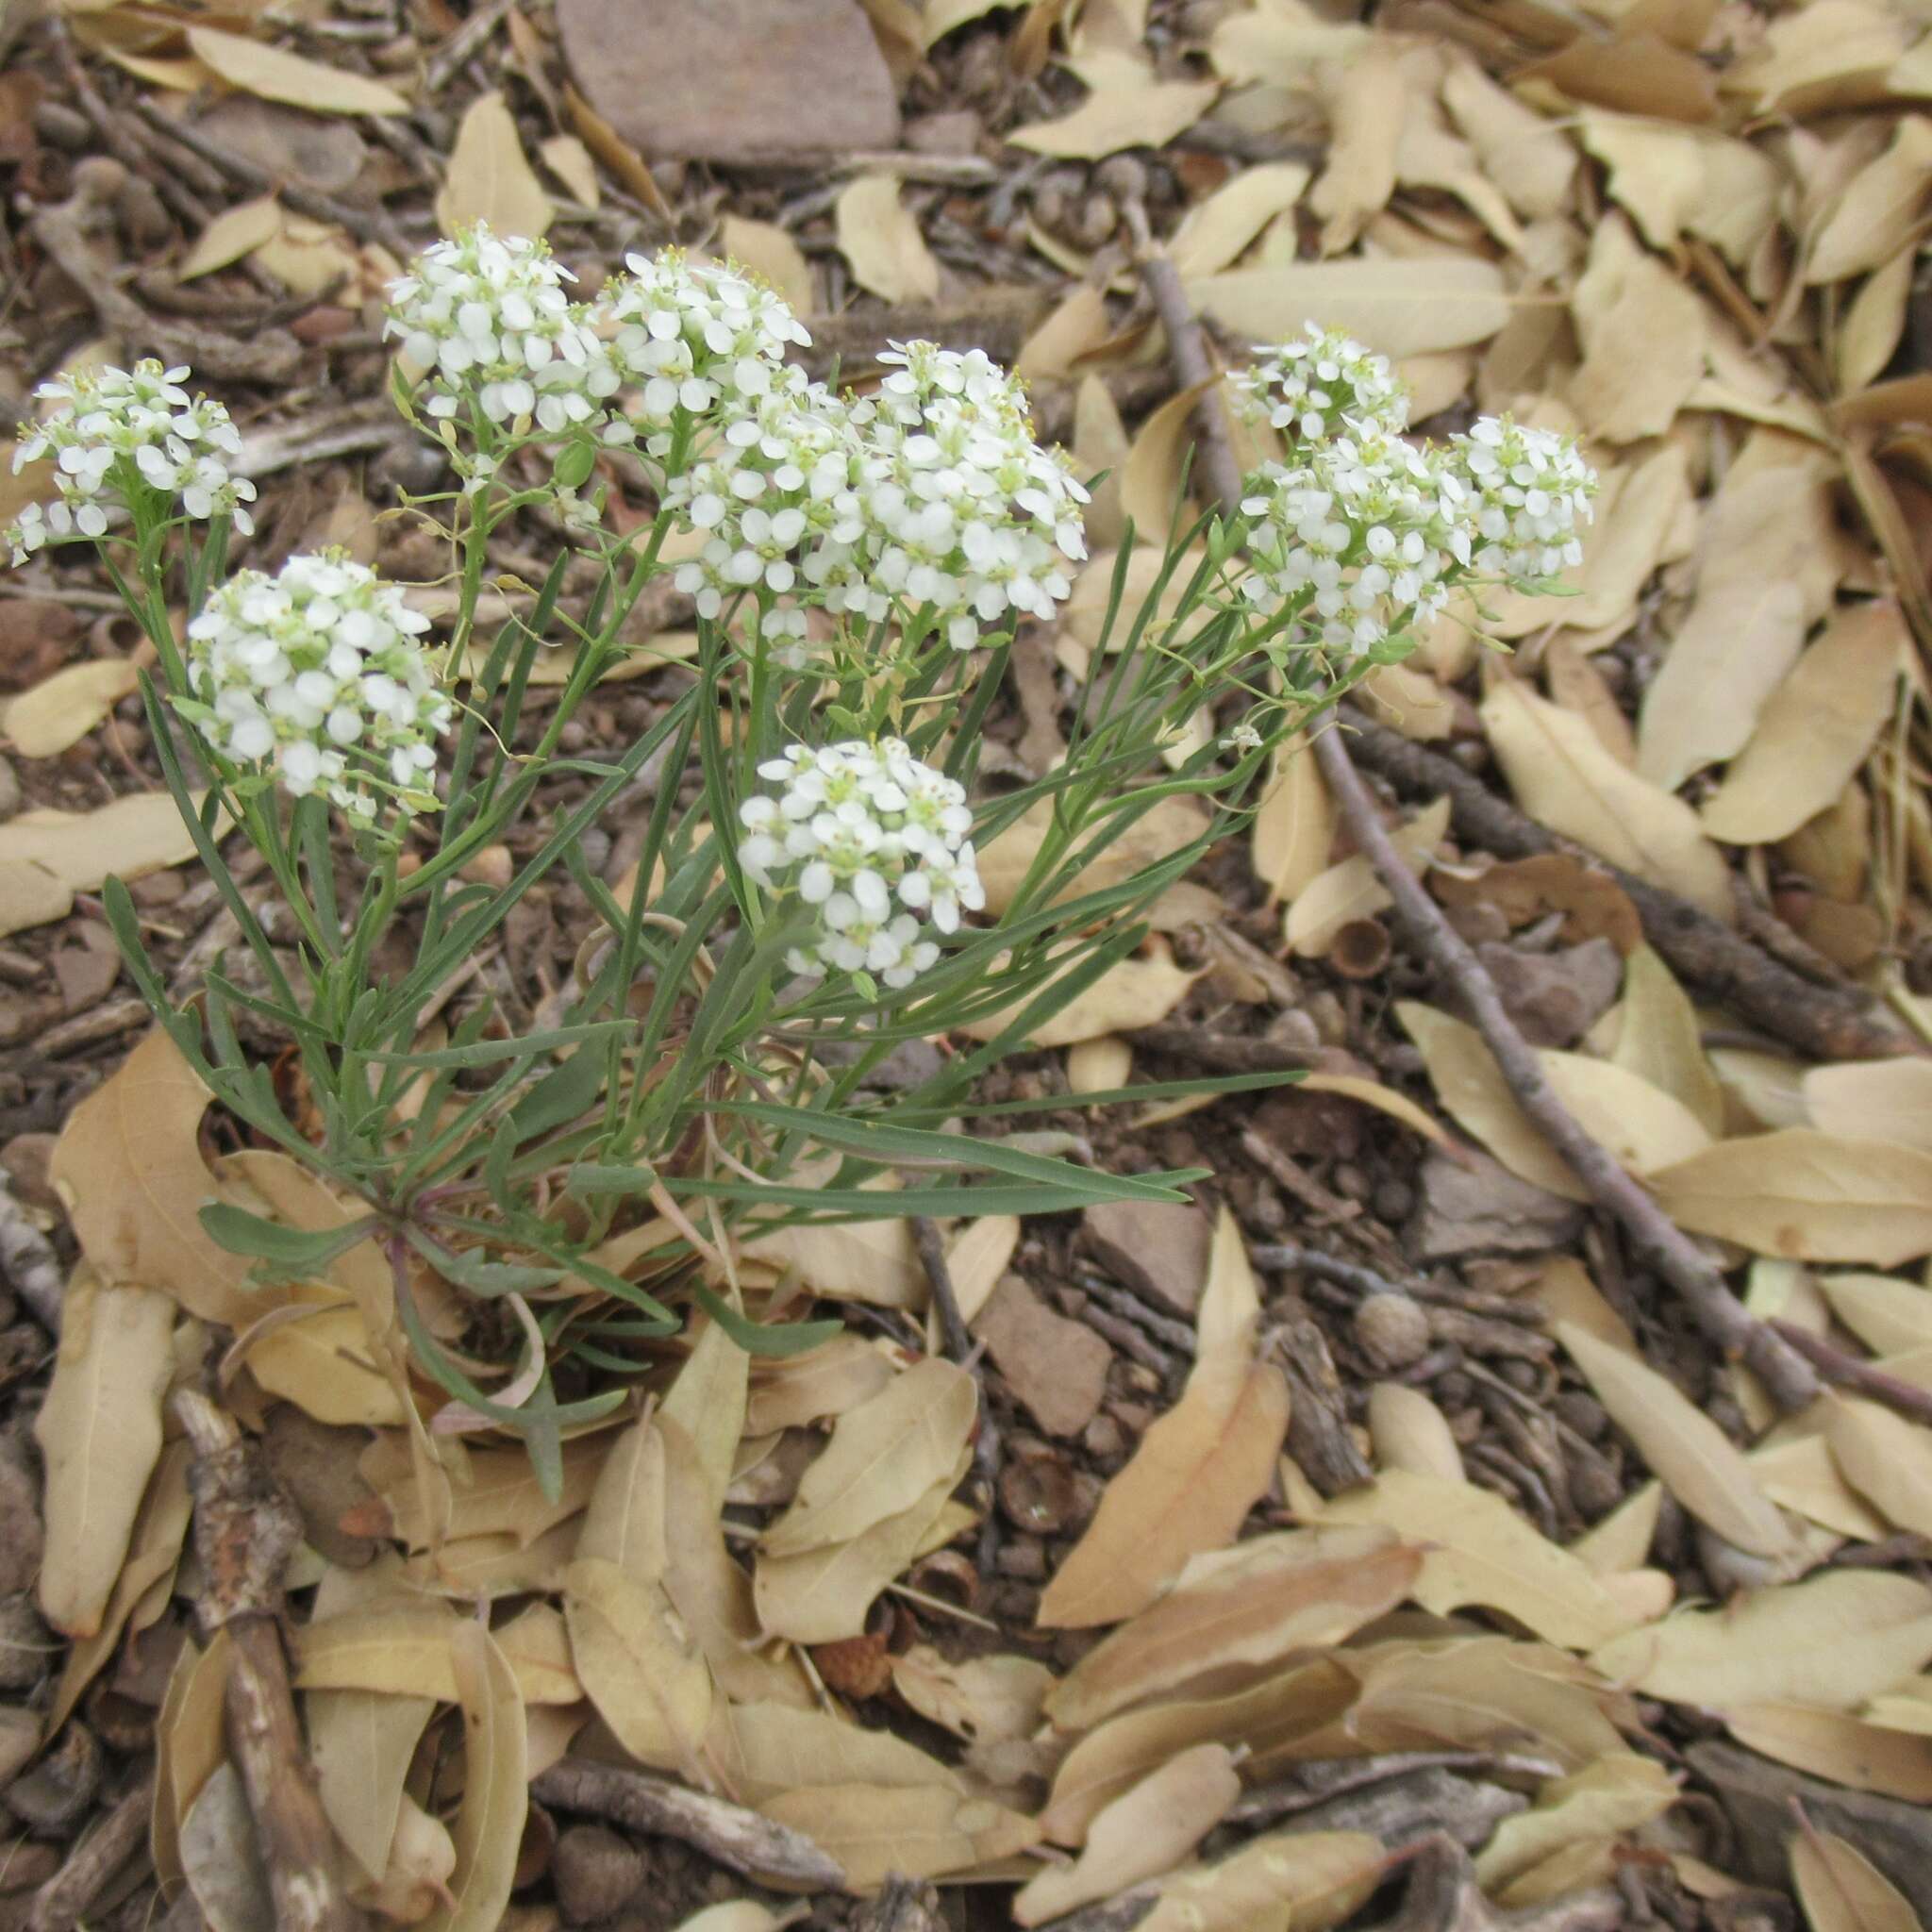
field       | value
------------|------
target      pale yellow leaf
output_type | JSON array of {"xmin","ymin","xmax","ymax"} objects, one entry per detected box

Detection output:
[
  {"xmin": 358, "ymin": 1795, "xmax": 456, "ymax": 1924},
  {"xmin": 0, "ymin": 860, "xmax": 72, "ymax": 938},
  {"xmin": 1170, "ymin": 162, "xmax": 1310, "ymax": 277},
  {"xmin": 0, "ymin": 659, "xmax": 140, "ymax": 758},
  {"xmin": 1309, "ymin": 42, "xmax": 1404, "ymax": 255},
  {"xmin": 1368, "ymin": 1382, "xmax": 1464, "ymax": 1481},
  {"xmin": 958, "ymin": 941, "xmax": 1203, "ymax": 1049},
  {"xmin": 1286, "ymin": 796, "xmax": 1449, "ymax": 958},
  {"xmin": 1039, "ymin": 1208, "xmax": 1288, "ymax": 1626},
  {"xmin": 1010, "ymin": 61, "xmax": 1219, "ymax": 160},
  {"xmin": 1015, "ymin": 285, "xmax": 1111, "ymax": 383},
  {"xmin": 1323, "ymin": 1470, "xmax": 1636, "ymax": 1649},
  {"xmin": 745, "ymin": 1191, "xmax": 923, "ymax": 1307},
  {"xmin": 1817, "ymin": 1274, "xmax": 1932, "ymax": 1357},
  {"xmin": 565, "ymin": 1557, "xmax": 712, "ymax": 1769},
  {"xmin": 1730, "ymin": 1703, "xmax": 1932, "ymax": 1803},
  {"xmin": 436, "ymin": 92, "xmax": 551, "ymax": 239},
  {"xmin": 1557, "ymin": 1322, "xmax": 1800, "ymax": 1559},
  {"xmin": 890, "ymin": 1648, "xmax": 1056, "ymax": 1745},
  {"xmin": 1441, "ymin": 57, "xmax": 1575, "ymax": 219},
  {"xmin": 1838, "ymin": 247, "xmax": 1915, "ymax": 394},
  {"xmin": 720, "ymin": 214, "xmax": 813, "ymax": 314},
  {"xmin": 1751, "ymin": 1434, "xmax": 1890, "ymax": 1541},
  {"xmin": 186, "ymin": 25, "xmax": 408, "ymax": 114},
  {"xmin": 1481, "ymin": 679, "xmax": 1732, "ymax": 918},
  {"xmin": 758, "ymin": 1783, "xmax": 1037, "ymax": 1892},
  {"xmin": 1570, "ymin": 1483, "xmax": 1662, "ymax": 1575},
  {"xmin": 538, "ymin": 133, "xmax": 600, "ymax": 209},
  {"xmin": 1474, "ymin": 1756, "xmax": 1678, "ymax": 1891},
  {"xmin": 1190, "ymin": 255, "xmax": 1511, "ymax": 358},
  {"xmin": 835, "ymin": 175, "xmax": 940, "ymax": 304},
  {"xmin": 1299, "ymin": 1072, "xmax": 1448, "ymax": 1147},
  {"xmin": 1648, "ymin": 1130, "xmax": 1932, "ymax": 1265},
  {"xmin": 1809, "ymin": 120, "xmax": 1932, "ymax": 284},
  {"xmin": 0, "ymin": 791, "xmax": 212, "ymax": 894},
  {"xmin": 238, "ymin": 1290, "xmax": 408, "ymax": 1428},
  {"xmin": 1591, "ymin": 1570, "xmax": 1932, "ymax": 1709},
  {"xmin": 178, "ymin": 194, "xmax": 283, "ymax": 279},
  {"xmin": 425, "ymin": 1620, "xmax": 525, "ymax": 1932},
  {"xmin": 1015, "ymin": 1745, "xmax": 1241, "ymax": 1925},
  {"xmin": 1117, "ymin": 379, "xmax": 1208, "ymax": 538},
  {"xmin": 1826, "ymin": 1394, "xmax": 1932, "ymax": 1539},
  {"xmin": 945, "ymin": 1214, "xmax": 1020, "ymax": 1325},
  {"xmin": 1136, "ymin": 1829, "xmax": 1383, "ymax": 1932},
  {"xmin": 1791, "ymin": 1828, "xmax": 1924, "ymax": 1932},
  {"xmin": 1252, "ymin": 733, "xmax": 1334, "ymax": 907},
  {"xmin": 1612, "ymin": 946, "xmax": 1725, "ymax": 1138},
  {"xmin": 309, "ymin": 1689, "xmax": 437, "ymax": 1885},
  {"xmin": 1702, "ymin": 601, "xmax": 1905, "ymax": 846}
]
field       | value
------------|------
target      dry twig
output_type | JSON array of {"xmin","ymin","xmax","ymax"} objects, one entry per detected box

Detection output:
[
  {"xmin": 174, "ymin": 1391, "xmax": 363, "ymax": 1932},
  {"xmin": 1128, "ymin": 226, "xmax": 1822, "ymax": 1415},
  {"xmin": 912, "ymin": 1214, "xmax": 1001, "ymax": 1572},
  {"xmin": 27, "ymin": 1771, "xmax": 156, "ymax": 1932}
]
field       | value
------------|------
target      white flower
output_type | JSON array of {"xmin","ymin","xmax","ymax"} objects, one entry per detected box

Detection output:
[
  {"xmin": 184, "ymin": 551, "xmax": 450, "ymax": 827},
  {"xmin": 736, "ymin": 738, "xmax": 981, "ymax": 990},
  {"xmin": 1221, "ymin": 720, "xmax": 1263, "ymax": 755},
  {"xmin": 607, "ymin": 250, "xmax": 812, "ymax": 442},
  {"xmin": 385, "ymin": 225, "xmax": 619, "ymax": 434},
  {"xmin": 2, "ymin": 359, "xmax": 256, "ymax": 563},
  {"xmin": 1447, "ymin": 415, "xmax": 1597, "ymax": 583},
  {"xmin": 1231, "ymin": 324, "xmax": 1409, "ymax": 444}
]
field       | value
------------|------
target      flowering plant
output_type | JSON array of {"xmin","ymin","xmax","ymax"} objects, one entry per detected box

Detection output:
[{"xmin": 7, "ymin": 237, "xmax": 1593, "ymax": 1481}]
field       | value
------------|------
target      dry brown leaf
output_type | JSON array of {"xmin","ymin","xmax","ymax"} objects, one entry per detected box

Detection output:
[
  {"xmin": 0, "ymin": 791, "xmax": 213, "ymax": 895},
  {"xmin": 1481, "ymin": 679, "xmax": 1731, "ymax": 918},
  {"xmin": 1045, "ymin": 1524, "xmax": 1420, "ymax": 1731},
  {"xmin": 538, "ymin": 132, "xmax": 600, "ymax": 209},
  {"xmin": 1591, "ymin": 1570, "xmax": 1932, "ymax": 1709},
  {"xmin": 1825, "ymin": 1395, "xmax": 1932, "ymax": 1539},
  {"xmin": 1309, "ymin": 42, "xmax": 1404, "ymax": 254},
  {"xmin": 1838, "ymin": 247, "xmax": 1915, "ymax": 392},
  {"xmin": 754, "ymin": 1452, "xmax": 967, "ymax": 1644},
  {"xmin": 1169, "ymin": 163, "xmax": 1310, "ymax": 278},
  {"xmin": 1368, "ymin": 1382, "xmax": 1464, "ymax": 1481},
  {"xmin": 1252, "ymin": 732, "xmax": 1334, "ymax": 907},
  {"xmin": 834, "ymin": 175, "xmax": 940, "ymax": 304},
  {"xmin": 1136, "ymin": 1828, "xmax": 1383, "ymax": 1932},
  {"xmin": 1557, "ymin": 1323, "xmax": 1800, "ymax": 1559},
  {"xmin": 1440, "ymin": 57, "xmax": 1574, "ymax": 219},
  {"xmin": 34, "ymin": 1273, "xmax": 176, "ymax": 1639},
  {"xmin": 719, "ymin": 1699, "xmax": 969, "ymax": 1803},
  {"xmin": 746, "ymin": 1200, "xmax": 924, "ymax": 1309},
  {"xmin": 718, "ymin": 214, "xmax": 812, "ymax": 313},
  {"xmin": 186, "ymin": 25, "xmax": 408, "ymax": 114},
  {"xmin": 661, "ymin": 1318, "xmax": 749, "ymax": 1520},
  {"xmin": 428, "ymin": 1619, "xmax": 525, "ymax": 1932},
  {"xmin": 1790, "ymin": 1827, "xmax": 1924, "ymax": 1932},
  {"xmin": 1190, "ymin": 256, "xmax": 1512, "ymax": 358},
  {"xmin": 1038, "ymin": 1209, "xmax": 1287, "ymax": 1628},
  {"xmin": 0, "ymin": 658, "xmax": 140, "ymax": 759},
  {"xmin": 1571, "ymin": 1484, "xmax": 1662, "ymax": 1575},
  {"xmin": 890, "ymin": 1648, "xmax": 1056, "ymax": 1745},
  {"xmin": 1816, "ymin": 1274, "xmax": 1932, "ymax": 1356},
  {"xmin": 1610, "ymin": 946, "xmax": 1725, "ymax": 1136},
  {"xmin": 1010, "ymin": 54, "xmax": 1218, "ymax": 160},
  {"xmin": 758, "ymin": 1783, "xmax": 1038, "ymax": 1893},
  {"xmin": 295, "ymin": 1602, "xmax": 579, "ymax": 1705},
  {"xmin": 566, "ymin": 1557, "xmax": 712, "ymax": 1770},
  {"xmin": 436, "ymin": 91, "xmax": 550, "ymax": 239},
  {"xmin": 762, "ymin": 1357, "xmax": 974, "ymax": 1557},
  {"xmin": 745, "ymin": 1339, "xmax": 896, "ymax": 1437},
  {"xmin": 1569, "ymin": 213, "xmax": 1708, "ymax": 442},
  {"xmin": 1014, "ymin": 1744, "xmax": 1241, "ymax": 1925},
  {"xmin": 359, "ymin": 1795, "xmax": 457, "ymax": 1924},
  {"xmin": 1648, "ymin": 1129, "xmax": 1932, "ymax": 1266},
  {"xmin": 1117, "ymin": 379, "xmax": 1209, "ymax": 537},
  {"xmin": 1286, "ymin": 796, "xmax": 1449, "ymax": 958},
  {"xmin": 154, "ymin": 1633, "xmax": 229, "ymax": 1897},
  {"xmin": 308, "ymin": 1689, "xmax": 438, "ymax": 1885},
  {"xmin": 1702, "ymin": 601, "xmax": 1905, "ymax": 846},
  {"xmin": 1014, "ymin": 286, "xmax": 1111, "ymax": 382},
  {"xmin": 1474, "ymin": 1755, "xmax": 1678, "ymax": 1892},
  {"xmin": 1809, "ymin": 120, "xmax": 1932, "ymax": 284},
  {"xmin": 1299, "ymin": 1073, "xmax": 1448, "ymax": 1147},
  {"xmin": 1323, "ymin": 1470, "xmax": 1635, "ymax": 1649},
  {"xmin": 561, "ymin": 84, "xmax": 668, "ymax": 218},
  {"xmin": 1729, "ymin": 1703, "xmax": 1932, "ymax": 1803},
  {"xmin": 178, "ymin": 194, "xmax": 284, "ymax": 278}
]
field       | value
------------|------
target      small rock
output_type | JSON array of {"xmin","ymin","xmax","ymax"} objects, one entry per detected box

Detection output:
[
  {"xmin": 0, "ymin": 1711, "xmax": 36, "ymax": 1790},
  {"xmin": 0, "ymin": 1598, "xmax": 50, "ymax": 1693},
  {"xmin": 998, "ymin": 1443, "xmax": 1084, "ymax": 1537},
  {"xmin": 1082, "ymin": 1199, "xmax": 1209, "ymax": 1316},
  {"xmin": 0, "ymin": 1441, "xmax": 40, "ymax": 1599},
  {"xmin": 7, "ymin": 1721, "xmax": 102, "ymax": 1835},
  {"xmin": 0, "ymin": 1837, "xmax": 57, "ymax": 1893},
  {"xmin": 554, "ymin": 1825, "xmax": 645, "ymax": 1926},
  {"xmin": 1552, "ymin": 1391, "xmax": 1608, "ymax": 1441},
  {"xmin": 1354, "ymin": 1293, "xmax": 1431, "ymax": 1371},
  {"xmin": 1474, "ymin": 937, "xmax": 1623, "ymax": 1048},
  {"xmin": 1410, "ymin": 1148, "xmax": 1585, "ymax": 1261},
  {"xmin": 556, "ymin": 0, "xmax": 899, "ymax": 160},
  {"xmin": 996, "ymin": 1538, "xmax": 1045, "ymax": 1580},
  {"xmin": 974, "ymin": 1276, "xmax": 1110, "ymax": 1439},
  {"xmin": 904, "ymin": 109, "xmax": 981, "ymax": 155},
  {"xmin": 194, "ymin": 97, "xmax": 369, "ymax": 193}
]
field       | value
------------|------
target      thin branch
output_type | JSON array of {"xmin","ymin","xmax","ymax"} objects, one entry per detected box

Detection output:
[
  {"xmin": 1129, "ymin": 235, "xmax": 1823, "ymax": 1415},
  {"xmin": 912, "ymin": 1215, "xmax": 1001, "ymax": 1574},
  {"xmin": 1771, "ymin": 1320, "xmax": 1932, "ymax": 1424}
]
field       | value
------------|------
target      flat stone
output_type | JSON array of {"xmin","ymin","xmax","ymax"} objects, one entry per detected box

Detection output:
[
  {"xmin": 974, "ymin": 1275, "xmax": 1111, "ymax": 1440},
  {"xmin": 1081, "ymin": 1199, "xmax": 1209, "ymax": 1316},
  {"xmin": 555, "ymin": 0, "xmax": 900, "ymax": 162},
  {"xmin": 1410, "ymin": 1148, "xmax": 1584, "ymax": 1262},
  {"xmin": 1475, "ymin": 937, "xmax": 1623, "ymax": 1048},
  {"xmin": 192, "ymin": 97, "xmax": 369, "ymax": 194}
]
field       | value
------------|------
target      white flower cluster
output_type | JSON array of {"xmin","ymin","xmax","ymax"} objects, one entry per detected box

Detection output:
[
  {"xmin": 184, "ymin": 552, "xmax": 451, "ymax": 826},
  {"xmin": 4, "ymin": 360, "xmax": 256, "ymax": 564},
  {"xmin": 1235, "ymin": 326, "xmax": 1596, "ymax": 658},
  {"xmin": 737, "ymin": 739, "xmax": 984, "ymax": 990},
  {"xmin": 1232, "ymin": 324, "xmax": 1409, "ymax": 443},
  {"xmin": 670, "ymin": 341, "xmax": 1088, "ymax": 657},
  {"xmin": 606, "ymin": 250, "xmax": 813, "ymax": 441},
  {"xmin": 384, "ymin": 226, "xmax": 619, "ymax": 432},
  {"xmin": 1450, "ymin": 416, "xmax": 1594, "ymax": 582}
]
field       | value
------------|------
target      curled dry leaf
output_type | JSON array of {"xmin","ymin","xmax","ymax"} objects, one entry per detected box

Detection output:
[
  {"xmin": 1038, "ymin": 1208, "xmax": 1289, "ymax": 1628},
  {"xmin": 1557, "ymin": 1323, "xmax": 1800, "ymax": 1560},
  {"xmin": 1647, "ymin": 1130, "xmax": 1932, "ymax": 1266},
  {"xmin": 1591, "ymin": 1570, "xmax": 1932, "ymax": 1710},
  {"xmin": 34, "ymin": 1271, "xmax": 176, "ymax": 1639},
  {"xmin": 1044, "ymin": 1524, "xmax": 1421, "ymax": 1731},
  {"xmin": 1014, "ymin": 1743, "xmax": 1242, "ymax": 1925},
  {"xmin": 834, "ymin": 175, "xmax": 940, "ymax": 305},
  {"xmin": 1474, "ymin": 1754, "xmax": 1678, "ymax": 1892},
  {"xmin": 890, "ymin": 1647, "xmax": 1056, "ymax": 1745},
  {"xmin": 1322, "ymin": 1470, "xmax": 1637, "ymax": 1649},
  {"xmin": 1481, "ymin": 679, "xmax": 1732, "ymax": 919}
]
